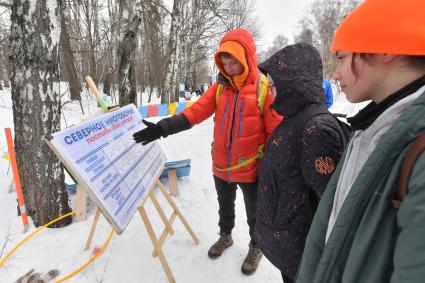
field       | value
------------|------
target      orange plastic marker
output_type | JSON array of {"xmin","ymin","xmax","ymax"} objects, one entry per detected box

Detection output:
[{"xmin": 5, "ymin": 128, "xmax": 29, "ymax": 231}]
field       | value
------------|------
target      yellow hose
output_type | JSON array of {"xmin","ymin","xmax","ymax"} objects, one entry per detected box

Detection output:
[
  {"xmin": 0, "ymin": 210, "xmax": 115, "ymax": 283},
  {"xmin": 0, "ymin": 211, "xmax": 76, "ymax": 268},
  {"xmin": 55, "ymin": 229, "xmax": 114, "ymax": 283}
]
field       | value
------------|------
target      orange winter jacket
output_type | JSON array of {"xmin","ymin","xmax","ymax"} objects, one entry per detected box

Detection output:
[{"xmin": 181, "ymin": 28, "xmax": 282, "ymax": 183}]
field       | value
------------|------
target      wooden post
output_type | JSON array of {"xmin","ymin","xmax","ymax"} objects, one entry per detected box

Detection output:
[
  {"xmin": 157, "ymin": 180, "xmax": 199, "ymax": 244},
  {"xmin": 79, "ymin": 178, "xmax": 198, "ymax": 282},
  {"xmin": 85, "ymin": 208, "xmax": 101, "ymax": 251},
  {"xmin": 75, "ymin": 185, "xmax": 88, "ymax": 222},
  {"xmin": 138, "ymin": 206, "xmax": 176, "ymax": 283},
  {"xmin": 149, "ymin": 191, "xmax": 174, "ymax": 235},
  {"xmin": 5, "ymin": 128, "xmax": 29, "ymax": 232},
  {"xmin": 167, "ymin": 169, "xmax": 179, "ymax": 196},
  {"xmin": 152, "ymin": 211, "xmax": 177, "ymax": 258}
]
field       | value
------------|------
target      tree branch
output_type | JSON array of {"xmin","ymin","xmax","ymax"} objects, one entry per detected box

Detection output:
[
  {"xmin": 204, "ymin": 0, "xmax": 229, "ymax": 30},
  {"xmin": 146, "ymin": 1, "xmax": 172, "ymax": 16},
  {"xmin": 0, "ymin": 1, "xmax": 11, "ymax": 8},
  {"xmin": 0, "ymin": 222, "xmax": 11, "ymax": 259}
]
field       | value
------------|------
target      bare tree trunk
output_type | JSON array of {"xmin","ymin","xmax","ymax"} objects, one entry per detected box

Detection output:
[
  {"xmin": 148, "ymin": 87, "xmax": 154, "ymax": 103},
  {"xmin": 103, "ymin": 69, "xmax": 112, "ymax": 96},
  {"xmin": 83, "ymin": 0, "xmax": 98, "ymax": 84},
  {"xmin": 162, "ymin": 0, "xmax": 182, "ymax": 104},
  {"xmin": 189, "ymin": 0, "xmax": 200, "ymax": 96},
  {"xmin": 117, "ymin": 0, "xmax": 141, "ymax": 107},
  {"xmin": 9, "ymin": 0, "xmax": 72, "ymax": 228},
  {"xmin": 140, "ymin": 0, "xmax": 164, "ymax": 104},
  {"xmin": 0, "ymin": 67, "xmax": 3, "ymax": 89},
  {"xmin": 0, "ymin": 51, "xmax": 10, "ymax": 88},
  {"xmin": 103, "ymin": 0, "xmax": 119, "ymax": 98},
  {"xmin": 60, "ymin": 10, "xmax": 81, "ymax": 101}
]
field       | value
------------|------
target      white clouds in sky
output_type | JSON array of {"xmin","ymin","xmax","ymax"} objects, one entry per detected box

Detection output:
[{"xmin": 255, "ymin": 0, "xmax": 316, "ymax": 51}]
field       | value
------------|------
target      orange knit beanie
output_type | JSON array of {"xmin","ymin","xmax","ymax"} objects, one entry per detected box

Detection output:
[{"xmin": 331, "ymin": 0, "xmax": 425, "ymax": 55}]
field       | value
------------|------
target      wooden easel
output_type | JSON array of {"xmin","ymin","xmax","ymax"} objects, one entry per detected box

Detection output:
[
  {"xmin": 48, "ymin": 77, "xmax": 199, "ymax": 282},
  {"xmin": 83, "ymin": 179, "xmax": 199, "ymax": 283},
  {"xmin": 45, "ymin": 131, "xmax": 199, "ymax": 283}
]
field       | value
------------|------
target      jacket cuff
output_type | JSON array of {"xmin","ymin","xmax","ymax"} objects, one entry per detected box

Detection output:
[{"xmin": 157, "ymin": 114, "xmax": 191, "ymax": 138}]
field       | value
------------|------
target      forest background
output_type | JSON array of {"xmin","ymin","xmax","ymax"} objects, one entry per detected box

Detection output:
[{"xmin": 0, "ymin": 0, "xmax": 359, "ymax": 230}]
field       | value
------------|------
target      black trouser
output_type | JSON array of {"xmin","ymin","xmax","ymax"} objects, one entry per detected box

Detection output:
[
  {"xmin": 281, "ymin": 272, "xmax": 294, "ymax": 283},
  {"xmin": 213, "ymin": 175, "xmax": 258, "ymax": 244}
]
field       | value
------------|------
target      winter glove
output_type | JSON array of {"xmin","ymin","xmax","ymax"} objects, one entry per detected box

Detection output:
[
  {"xmin": 133, "ymin": 115, "xmax": 192, "ymax": 145},
  {"xmin": 133, "ymin": 119, "xmax": 165, "ymax": 145}
]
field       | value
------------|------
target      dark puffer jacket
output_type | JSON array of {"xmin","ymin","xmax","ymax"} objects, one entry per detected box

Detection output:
[{"xmin": 255, "ymin": 43, "xmax": 347, "ymax": 278}]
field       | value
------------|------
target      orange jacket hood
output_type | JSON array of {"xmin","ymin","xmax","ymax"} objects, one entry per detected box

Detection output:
[{"xmin": 214, "ymin": 28, "xmax": 259, "ymax": 90}]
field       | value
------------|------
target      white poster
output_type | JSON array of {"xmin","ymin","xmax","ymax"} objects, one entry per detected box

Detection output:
[{"xmin": 49, "ymin": 104, "xmax": 166, "ymax": 234}]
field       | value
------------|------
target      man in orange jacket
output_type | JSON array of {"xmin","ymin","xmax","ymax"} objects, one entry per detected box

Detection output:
[{"xmin": 133, "ymin": 28, "xmax": 281, "ymax": 275}]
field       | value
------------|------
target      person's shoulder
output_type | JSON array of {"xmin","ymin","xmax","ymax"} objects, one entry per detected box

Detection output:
[{"xmin": 303, "ymin": 114, "xmax": 342, "ymax": 137}]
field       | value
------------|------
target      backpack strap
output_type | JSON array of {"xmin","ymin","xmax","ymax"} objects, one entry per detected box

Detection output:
[
  {"xmin": 292, "ymin": 106, "xmax": 343, "ymax": 212},
  {"xmin": 215, "ymin": 83, "xmax": 224, "ymax": 106},
  {"xmin": 293, "ymin": 106, "xmax": 331, "ymax": 164},
  {"xmin": 215, "ymin": 72, "xmax": 269, "ymax": 115},
  {"xmin": 213, "ymin": 73, "xmax": 269, "ymax": 172},
  {"xmin": 392, "ymin": 131, "xmax": 425, "ymax": 208},
  {"xmin": 257, "ymin": 73, "xmax": 269, "ymax": 115}
]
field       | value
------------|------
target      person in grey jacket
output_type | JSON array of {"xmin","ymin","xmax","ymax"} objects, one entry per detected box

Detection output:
[{"xmin": 296, "ymin": 0, "xmax": 425, "ymax": 282}]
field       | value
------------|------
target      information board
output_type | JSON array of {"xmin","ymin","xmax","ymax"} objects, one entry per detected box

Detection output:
[{"xmin": 48, "ymin": 104, "xmax": 166, "ymax": 234}]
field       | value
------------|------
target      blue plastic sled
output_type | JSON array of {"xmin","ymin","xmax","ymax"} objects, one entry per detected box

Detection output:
[
  {"xmin": 65, "ymin": 183, "xmax": 77, "ymax": 194},
  {"xmin": 160, "ymin": 159, "xmax": 191, "ymax": 179}
]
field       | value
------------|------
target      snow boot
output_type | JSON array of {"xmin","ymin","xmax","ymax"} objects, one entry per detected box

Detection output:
[
  {"xmin": 208, "ymin": 233, "xmax": 233, "ymax": 259},
  {"xmin": 15, "ymin": 268, "xmax": 59, "ymax": 283},
  {"xmin": 241, "ymin": 242, "xmax": 262, "ymax": 275}
]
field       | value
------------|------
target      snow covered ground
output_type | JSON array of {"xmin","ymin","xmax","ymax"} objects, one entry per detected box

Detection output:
[{"xmin": 0, "ymin": 85, "xmax": 366, "ymax": 283}]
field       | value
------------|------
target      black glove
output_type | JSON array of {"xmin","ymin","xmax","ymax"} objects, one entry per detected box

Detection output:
[
  {"xmin": 133, "ymin": 115, "xmax": 192, "ymax": 145},
  {"xmin": 133, "ymin": 119, "xmax": 165, "ymax": 145}
]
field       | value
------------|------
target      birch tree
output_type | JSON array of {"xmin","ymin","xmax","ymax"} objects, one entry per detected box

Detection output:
[
  {"xmin": 140, "ymin": 0, "xmax": 166, "ymax": 103},
  {"xmin": 162, "ymin": 0, "xmax": 183, "ymax": 104},
  {"xmin": 60, "ymin": 4, "xmax": 81, "ymax": 101},
  {"xmin": 117, "ymin": 0, "xmax": 141, "ymax": 106},
  {"xmin": 0, "ymin": 1, "xmax": 11, "ymax": 87},
  {"xmin": 9, "ymin": 0, "xmax": 71, "ymax": 227}
]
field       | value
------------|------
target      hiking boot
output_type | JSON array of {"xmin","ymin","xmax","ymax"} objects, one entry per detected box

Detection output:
[
  {"xmin": 208, "ymin": 233, "xmax": 233, "ymax": 259},
  {"xmin": 241, "ymin": 243, "xmax": 262, "ymax": 275}
]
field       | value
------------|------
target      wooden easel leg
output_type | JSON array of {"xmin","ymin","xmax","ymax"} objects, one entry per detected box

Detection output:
[
  {"xmin": 168, "ymin": 169, "xmax": 179, "ymax": 196},
  {"xmin": 156, "ymin": 180, "xmax": 199, "ymax": 244},
  {"xmin": 152, "ymin": 212, "xmax": 178, "ymax": 257},
  {"xmin": 150, "ymin": 188, "xmax": 177, "ymax": 257},
  {"xmin": 76, "ymin": 185, "xmax": 88, "ymax": 222},
  {"xmin": 138, "ymin": 206, "xmax": 176, "ymax": 283},
  {"xmin": 84, "ymin": 207, "xmax": 101, "ymax": 251},
  {"xmin": 149, "ymin": 191, "xmax": 174, "ymax": 235}
]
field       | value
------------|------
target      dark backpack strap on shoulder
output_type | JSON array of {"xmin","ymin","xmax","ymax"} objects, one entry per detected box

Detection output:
[
  {"xmin": 293, "ymin": 105, "xmax": 330, "ymax": 162},
  {"xmin": 293, "ymin": 105, "xmax": 352, "ymax": 213},
  {"xmin": 392, "ymin": 131, "xmax": 425, "ymax": 208},
  {"xmin": 292, "ymin": 105, "xmax": 330, "ymax": 212}
]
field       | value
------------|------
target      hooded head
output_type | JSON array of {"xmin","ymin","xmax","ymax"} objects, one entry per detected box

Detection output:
[
  {"xmin": 259, "ymin": 43, "xmax": 324, "ymax": 118},
  {"xmin": 331, "ymin": 0, "xmax": 425, "ymax": 55},
  {"xmin": 214, "ymin": 28, "xmax": 259, "ymax": 90}
]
